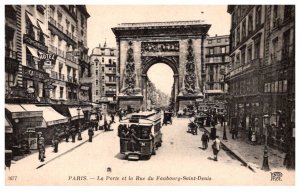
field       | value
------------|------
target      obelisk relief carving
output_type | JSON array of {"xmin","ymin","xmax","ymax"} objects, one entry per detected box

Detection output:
[
  {"xmin": 121, "ymin": 41, "xmax": 138, "ymax": 95},
  {"xmin": 183, "ymin": 39, "xmax": 199, "ymax": 95}
]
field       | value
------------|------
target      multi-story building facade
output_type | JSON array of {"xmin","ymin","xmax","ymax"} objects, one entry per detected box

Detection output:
[
  {"xmin": 90, "ymin": 43, "xmax": 117, "ymax": 112},
  {"xmin": 48, "ymin": 5, "xmax": 80, "ymax": 103},
  {"xmin": 204, "ymin": 35, "xmax": 230, "ymax": 102},
  {"xmin": 226, "ymin": 5, "xmax": 295, "ymax": 150}
]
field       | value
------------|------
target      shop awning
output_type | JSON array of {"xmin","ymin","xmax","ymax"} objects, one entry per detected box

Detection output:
[
  {"xmin": 5, "ymin": 104, "xmax": 42, "ymax": 119},
  {"xmin": 27, "ymin": 46, "xmax": 39, "ymax": 58},
  {"xmin": 5, "ymin": 118, "xmax": 13, "ymax": 133},
  {"xmin": 26, "ymin": 12, "xmax": 38, "ymax": 28},
  {"xmin": 37, "ymin": 20, "xmax": 48, "ymax": 36},
  {"xmin": 35, "ymin": 106, "xmax": 68, "ymax": 126},
  {"xmin": 69, "ymin": 107, "xmax": 84, "ymax": 120}
]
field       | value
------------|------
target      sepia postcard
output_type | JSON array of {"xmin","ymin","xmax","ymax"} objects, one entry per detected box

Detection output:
[{"xmin": 3, "ymin": 4, "xmax": 295, "ymax": 187}]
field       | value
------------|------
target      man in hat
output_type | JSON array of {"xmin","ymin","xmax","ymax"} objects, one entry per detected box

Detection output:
[
  {"xmin": 212, "ymin": 136, "xmax": 221, "ymax": 161},
  {"xmin": 38, "ymin": 134, "xmax": 46, "ymax": 162},
  {"xmin": 64, "ymin": 126, "xmax": 70, "ymax": 142},
  {"xmin": 88, "ymin": 127, "xmax": 94, "ymax": 142},
  {"xmin": 53, "ymin": 133, "xmax": 59, "ymax": 153},
  {"xmin": 71, "ymin": 126, "xmax": 76, "ymax": 143}
]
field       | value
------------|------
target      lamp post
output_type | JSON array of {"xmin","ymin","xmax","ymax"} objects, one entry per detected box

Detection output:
[
  {"xmin": 77, "ymin": 107, "xmax": 82, "ymax": 140},
  {"xmin": 262, "ymin": 114, "xmax": 270, "ymax": 171}
]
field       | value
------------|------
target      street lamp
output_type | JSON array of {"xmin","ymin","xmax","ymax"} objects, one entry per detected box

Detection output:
[
  {"xmin": 262, "ymin": 114, "xmax": 270, "ymax": 171},
  {"xmin": 77, "ymin": 107, "xmax": 82, "ymax": 140}
]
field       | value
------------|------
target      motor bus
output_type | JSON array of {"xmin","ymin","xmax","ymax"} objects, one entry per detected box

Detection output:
[{"xmin": 118, "ymin": 111, "xmax": 162, "ymax": 160}]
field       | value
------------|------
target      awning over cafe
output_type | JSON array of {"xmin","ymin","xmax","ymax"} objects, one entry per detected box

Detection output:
[
  {"xmin": 26, "ymin": 12, "xmax": 38, "ymax": 28},
  {"xmin": 5, "ymin": 118, "xmax": 13, "ymax": 133},
  {"xmin": 5, "ymin": 104, "xmax": 42, "ymax": 119},
  {"xmin": 35, "ymin": 106, "xmax": 68, "ymax": 126},
  {"xmin": 69, "ymin": 107, "xmax": 84, "ymax": 120},
  {"xmin": 26, "ymin": 46, "xmax": 39, "ymax": 58},
  {"xmin": 37, "ymin": 20, "xmax": 48, "ymax": 36}
]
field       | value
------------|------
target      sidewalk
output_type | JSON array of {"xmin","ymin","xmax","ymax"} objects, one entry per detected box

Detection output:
[
  {"xmin": 7, "ymin": 123, "xmax": 116, "ymax": 172},
  {"xmin": 204, "ymin": 123, "xmax": 286, "ymax": 172}
]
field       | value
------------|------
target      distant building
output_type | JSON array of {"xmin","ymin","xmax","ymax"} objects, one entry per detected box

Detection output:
[
  {"xmin": 90, "ymin": 42, "xmax": 117, "ymax": 112},
  {"xmin": 204, "ymin": 35, "xmax": 230, "ymax": 102}
]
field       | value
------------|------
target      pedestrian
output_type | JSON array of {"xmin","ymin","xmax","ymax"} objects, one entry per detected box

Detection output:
[
  {"xmin": 201, "ymin": 132, "xmax": 209, "ymax": 150},
  {"xmin": 53, "ymin": 133, "xmax": 59, "ymax": 153},
  {"xmin": 111, "ymin": 113, "xmax": 115, "ymax": 123},
  {"xmin": 38, "ymin": 135, "xmax": 46, "ymax": 162},
  {"xmin": 251, "ymin": 131, "xmax": 256, "ymax": 145},
  {"xmin": 94, "ymin": 120, "xmax": 98, "ymax": 131},
  {"xmin": 88, "ymin": 127, "xmax": 94, "ymax": 142},
  {"xmin": 65, "ymin": 126, "xmax": 70, "ymax": 142},
  {"xmin": 212, "ymin": 136, "xmax": 221, "ymax": 161},
  {"xmin": 231, "ymin": 126, "xmax": 236, "ymax": 140},
  {"xmin": 71, "ymin": 126, "xmax": 76, "ymax": 143}
]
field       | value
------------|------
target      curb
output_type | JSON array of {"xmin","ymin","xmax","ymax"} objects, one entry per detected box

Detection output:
[
  {"xmin": 202, "ymin": 126, "xmax": 256, "ymax": 173},
  {"xmin": 36, "ymin": 130, "xmax": 105, "ymax": 169}
]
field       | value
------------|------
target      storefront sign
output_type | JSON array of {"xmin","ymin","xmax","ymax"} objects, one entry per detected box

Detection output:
[
  {"xmin": 39, "ymin": 52, "xmax": 57, "ymax": 66},
  {"xmin": 80, "ymin": 85, "xmax": 90, "ymax": 91},
  {"xmin": 23, "ymin": 34, "xmax": 48, "ymax": 52},
  {"xmin": 23, "ymin": 66, "xmax": 49, "ymax": 80},
  {"xmin": 12, "ymin": 111, "xmax": 43, "ymax": 119}
]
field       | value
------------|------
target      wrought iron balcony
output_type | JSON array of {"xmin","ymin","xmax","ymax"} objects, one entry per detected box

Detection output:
[
  {"xmin": 5, "ymin": 48, "xmax": 17, "ymax": 60},
  {"xmin": 49, "ymin": 17, "xmax": 56, "ymax": 26}
]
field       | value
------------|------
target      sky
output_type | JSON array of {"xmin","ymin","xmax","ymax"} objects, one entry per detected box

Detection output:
[
  {"xmin": 86, "ymin": 5, "xmax": 231, "ymax": 95},
  {"xmin": 87, "ymin": 5, "xmax": 231, "ymax": 50}
]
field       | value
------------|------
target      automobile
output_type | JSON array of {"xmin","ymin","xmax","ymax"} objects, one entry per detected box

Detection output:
[{"xmin": 118, "ymin": 111, "xmax": 162, "ymax": 160}]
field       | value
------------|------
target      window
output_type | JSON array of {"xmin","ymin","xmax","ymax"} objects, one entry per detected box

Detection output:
[
  {"xmin": 57, "ymin": 11, "xmax": 62, "ymax": 23},
  {"xmin": 102, "ymin": 67, "xmax": 105, "ymax": 72},
  {"xmin": 102, "ymin": 86, "xmax": 105, "ymax": 91},
  {"xmin": 248, "ymin": 13, "xmax": 253, "ymax": 33},
  {"xmin": 247, "ymin": 45, "xmax": 252, "ymax": 62},
  {"xmin": 271, "ymin": 37, "xmax": 278, "ymax": 62},
  {"xmin": 283, "ymin": 80, "xmax": 287, "ymax": 92},
  {"xmin": 96, "ymin": 80, "xmax": 98, "ymax": 85},
  {"xmin": 225, "ymin": 38, "xmax": 229, "ymax": 42},
  {"xmin": 58, "ymin": 37, "xmax": 62, "ymax": 47},
  {"xmin": 241, "ymin": 49, "xmax": 246, "ymax": 65},
  {"xmin": 109, "ymin": 68, "xmax": 112, "ymax": 70},
  {"xmin": 271, "ymin": 82, "xmax": 275, "ymax": 93},
  {"xmin": 102, "ymin": 76, "xmax": 104, "ymax": 80},
  {"xmin": 236, "ymin": 53, "xmax": 240, "ymax": 67},
  {"xmin": 273, "ymin": 5, "xmax": 278, "ymax": 20},
  {"xmin": 38, "ymin": 82, "xmax": 44, "ymax": 97},
  {"xmin": 66, "ymin": 19, "xmax": 70, "ymax": 31},
  {"xmin": 221, "ymin": 47, "xmax": 226, "ymax": 54},
  {"xmin": 242, "ymin": 20, "xmax": 246, "ymax": 40},
  {"xmin": 102, "ymin": 57, "xmax": 104, "ymax": 63},
  {"xmin": 254, "ymin": 40, "xmax": 260, "ymax": 59},
  {"xmin": 109, "ymin": 59, "xmax": 112, "ymax": 64},
  {"xmin": 282, "ymin": 30, "xmax": 291, "ymax": 58},
  {"xmin": 236, "ymin": 26, "xmax": 240, "ymax": 44},
  {"xmin": 232, "ymin": 31, "xmax": 235, "ymax": 48},
  {"xmin": 209, "ymin": 48, "xmax": 214, "ymax": 55},
  {"xmin": 209, "ymin": 58, "xmax": 213, "ymax": 63},
  {"xmin": 5, "ymin": 73, "xmax": 14, "ymax": 87},
  {"xmin": 95, "ymin": 70, "xmax": 98, "ymax": 76},
  {"xmin": 217, "ymin": 39, "xmax": 221, "ymax": 43},
  {"xmin": 284, "ymin": 5, "xmax": 293, "ymax": 20},
  {"xmin": 278, "ymin": 80, "xmax": 283, "ymax": 92},
  {"xmin": 255, "ymin": 6, "xmax": 262, "ymax": 26},
  {"xmin": 60, "ymin": 87, "xmax": 64, "ymax": 98},
  {"xmin": 208, "ymin": 40, "xmax": 212, "ymax": 44},
  {"xmin": 96, "ymin": 90, "xmax": 98, "ymax": 95}
]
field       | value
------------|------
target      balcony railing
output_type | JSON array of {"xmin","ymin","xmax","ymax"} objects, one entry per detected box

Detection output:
[
  {"xmin": 51, "ymin": 71, "xmax": 65, "ymax": 81},
  {"xmin": 5, "ymin": 48, "xmax": 17, "ymax": 60},
  {"xmin": 66, "ymin": 52, "xmax": 78, "ymax": 63}
]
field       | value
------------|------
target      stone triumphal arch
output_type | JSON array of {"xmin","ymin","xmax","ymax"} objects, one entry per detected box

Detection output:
[{"xmin": 112, "ymin": 21, "xmax": 211, "ymax": 112}]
